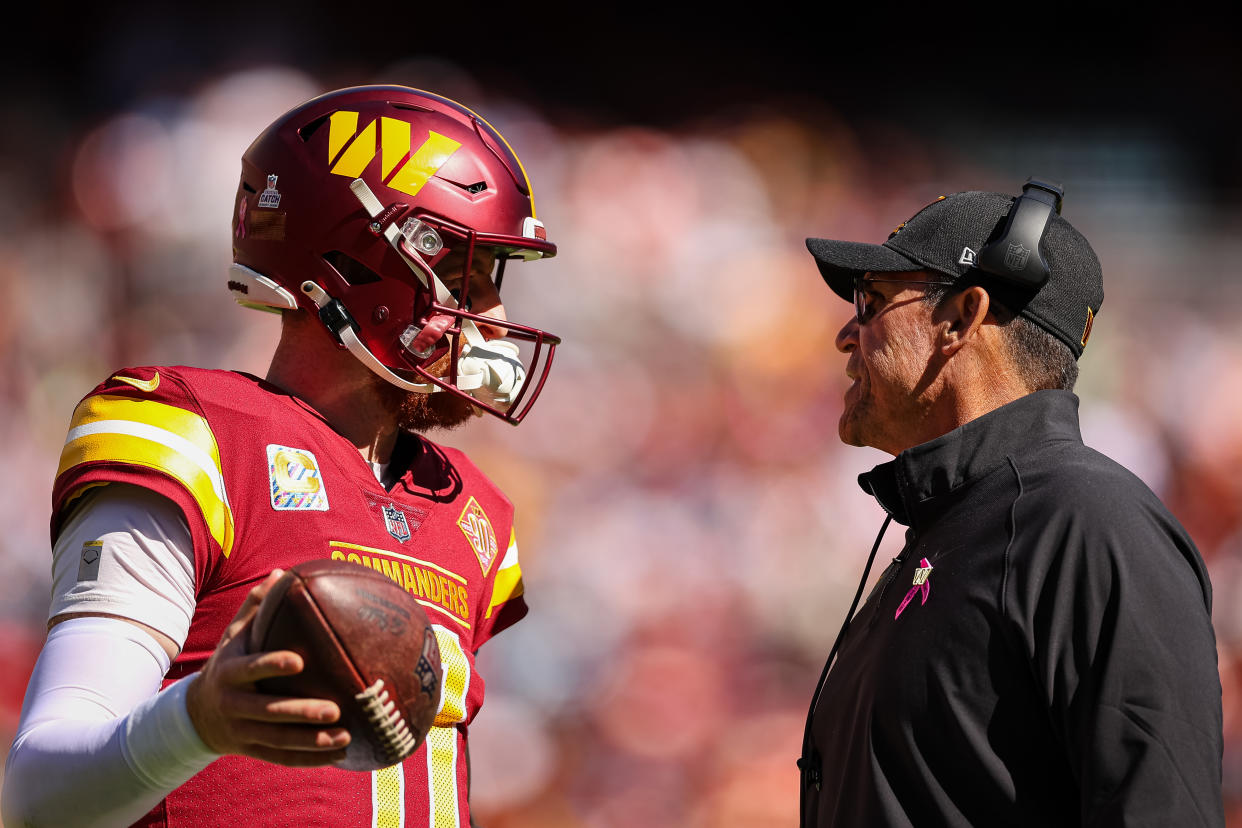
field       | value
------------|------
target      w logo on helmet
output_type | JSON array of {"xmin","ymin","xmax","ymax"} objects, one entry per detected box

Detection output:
[{"xmin": 327, "ymin": 111, "xmax": 462, "ymax": 198}]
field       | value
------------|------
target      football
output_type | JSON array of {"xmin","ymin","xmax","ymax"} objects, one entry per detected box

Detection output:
[{"xmin": 247, "ymin": 559, "xmax": 443, "ymax": 771}]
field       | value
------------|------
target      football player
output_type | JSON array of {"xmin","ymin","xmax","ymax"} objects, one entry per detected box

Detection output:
[{"xmin": 3, "ymin": 85, "xmax": 559, "ymax": 827}]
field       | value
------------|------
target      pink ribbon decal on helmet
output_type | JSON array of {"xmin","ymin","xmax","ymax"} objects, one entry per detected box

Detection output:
[
  {"xmin": 236, "ymin": 196, "xmax": 247, "ymax": 239},
  {"xmin": 895, "ymin": 558, "xmax": 933, "ymax": 620}
]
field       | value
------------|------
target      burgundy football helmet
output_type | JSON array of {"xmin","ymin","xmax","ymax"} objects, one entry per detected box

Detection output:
[{"xmin": 229, "ymin": 85, "xmax": 560, "ymax": 425}]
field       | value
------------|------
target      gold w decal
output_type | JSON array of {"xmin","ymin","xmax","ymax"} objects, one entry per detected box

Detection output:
[{"xmin": 327, "ymin": 111, "xmax": 462, "ymax": 198}]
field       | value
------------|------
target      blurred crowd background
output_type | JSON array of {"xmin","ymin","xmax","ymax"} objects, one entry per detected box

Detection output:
[{"xmin": 2, "ymin": 7, "xmax": 1241, "ymax": 826}]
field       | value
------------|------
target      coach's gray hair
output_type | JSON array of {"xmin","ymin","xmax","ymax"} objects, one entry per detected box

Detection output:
[{"xmin": 923, "ymin": 285, "xmax": 1079, "ymax": 392}]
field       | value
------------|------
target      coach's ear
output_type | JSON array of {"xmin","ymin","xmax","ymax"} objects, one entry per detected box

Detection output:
[{"xmin": 937, "ymin": 286, "xmax": 991, "ymax": 356}]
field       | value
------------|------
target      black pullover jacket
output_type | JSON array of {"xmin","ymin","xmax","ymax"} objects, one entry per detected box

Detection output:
[{"xmin": 801, "ymin": 390, "xmax": 1222, "ymax": 827}]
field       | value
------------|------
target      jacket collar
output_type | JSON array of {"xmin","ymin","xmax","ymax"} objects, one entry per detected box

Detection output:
[{"xmin": 858, "ymin": 390, "xmax": 1083, "ymax": 527}]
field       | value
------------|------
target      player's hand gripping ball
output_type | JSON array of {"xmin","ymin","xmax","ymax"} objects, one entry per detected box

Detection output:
[{"xmin": 247, "ymin": 560, "xmax": 443, "ymax": 770}]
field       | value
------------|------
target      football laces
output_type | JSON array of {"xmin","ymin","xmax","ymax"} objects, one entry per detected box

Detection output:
[{"xmin": 355, "ymin": 678, "xmax": 418, "ymax": 765}]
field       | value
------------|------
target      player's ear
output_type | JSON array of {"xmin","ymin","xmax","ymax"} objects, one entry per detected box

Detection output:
[{"xmin": 937, "ymin": 286, "xmax": 990, "ymax": 356}]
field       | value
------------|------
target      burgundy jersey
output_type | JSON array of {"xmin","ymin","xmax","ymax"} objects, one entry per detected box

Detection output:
[{"xmin": 52, "ymin": 366, "xmax": 528, "ymax": 828}]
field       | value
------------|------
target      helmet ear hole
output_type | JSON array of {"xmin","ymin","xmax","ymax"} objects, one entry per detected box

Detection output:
[{"xmin": 323, "ymin": 250, "xmax": 382, "ymax": 286}]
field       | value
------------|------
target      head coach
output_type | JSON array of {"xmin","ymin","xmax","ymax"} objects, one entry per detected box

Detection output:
[{"xmin": 797, "ymin": 179, "xmax": 1223, "ymax": 827}]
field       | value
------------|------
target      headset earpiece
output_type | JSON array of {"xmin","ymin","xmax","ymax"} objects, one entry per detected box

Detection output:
[{"xmin": 976, "ymin": 177, "xmax": 1064, "ymax": 290}]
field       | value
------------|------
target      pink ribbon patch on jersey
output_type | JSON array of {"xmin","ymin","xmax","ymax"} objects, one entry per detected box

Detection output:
[{"xmin": 895, "ymin": 558, "xmax": 933, "ymax": 619}]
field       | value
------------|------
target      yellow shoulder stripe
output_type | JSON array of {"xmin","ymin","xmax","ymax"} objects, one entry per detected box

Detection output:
[
  {"xmin": 58, "ymin": 394, "xmax": 235, "ymax": 556},
  {"xmin": 484, "ymin": 527, "xmax": 524, "ymax": 620}
]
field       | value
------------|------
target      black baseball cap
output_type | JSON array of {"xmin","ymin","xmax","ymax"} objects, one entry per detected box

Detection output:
[{"xmin": 806, "ymin": 188, "xmax": 1103, "ymax": 358}]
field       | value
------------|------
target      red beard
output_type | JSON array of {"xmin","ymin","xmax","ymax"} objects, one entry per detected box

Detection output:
[
  {"xmin": 389, "ymin": 385, "xmax": 477, "ymax": 432},
  {"xmin": 372, "ymin": 352, "xmax": 478, "ymax": 432}
]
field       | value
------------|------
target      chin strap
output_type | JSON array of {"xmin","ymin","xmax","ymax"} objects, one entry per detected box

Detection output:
[
  {"xmin": 347, "ymin": 179, "xmax": 487, "ymax": 349},
  {"xmin": 299, "ymin": 280, "xmax": 440, "ymax": 394}
]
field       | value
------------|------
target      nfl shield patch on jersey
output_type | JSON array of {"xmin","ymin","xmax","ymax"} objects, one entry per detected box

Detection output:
[
  {"xmin": 267, "ymin": 444, "xmax": 329, "ymax": 511},
  {"xmin": 382, "ymin": 503, "xmax": 411, "ymax": 542},
  {"xmin": 364, "ymin": 492, "xmax": 427, "ymax": 543}
]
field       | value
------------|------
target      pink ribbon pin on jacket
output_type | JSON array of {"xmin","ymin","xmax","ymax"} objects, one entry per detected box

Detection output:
[{"xmin": 895, "ymin": 558, "xmax": 933, "ymax": 619}]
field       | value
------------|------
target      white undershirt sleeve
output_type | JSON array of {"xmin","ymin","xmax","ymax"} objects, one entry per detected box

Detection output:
[
  {"xmin": 2, "ymin": 617, "xmax": 218, "ymax": 828},
  {"xmin": 49, "ymin": 483, "xmax": 197, "ymax": 647},
  {"xmin": 2, "ymin": 484, "xmax": 212, "ymax": 827}
]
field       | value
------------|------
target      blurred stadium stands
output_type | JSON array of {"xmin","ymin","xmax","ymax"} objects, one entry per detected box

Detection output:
[{"xmin": 2, "ymin": 8, "xmax": 1241, "ymax": 826}]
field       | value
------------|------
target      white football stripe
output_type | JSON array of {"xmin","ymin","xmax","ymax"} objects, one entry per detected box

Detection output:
[{"xmin": 498, "ymin": 538, "xmax": 520, "ymax": 570}]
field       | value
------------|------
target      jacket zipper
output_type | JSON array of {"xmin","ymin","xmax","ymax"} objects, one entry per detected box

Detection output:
[{"xmin": 865, "ymin": 545, "xmax": 911, "ymax": 631}]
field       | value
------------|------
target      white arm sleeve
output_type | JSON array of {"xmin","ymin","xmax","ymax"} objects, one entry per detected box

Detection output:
[
  {"xmin": 49, "ymin": 483, "xmax": 197, "ymax": 647},
  {"xmin": 2, "ymin": 617, "xmax": 218, "ymax": 828}
]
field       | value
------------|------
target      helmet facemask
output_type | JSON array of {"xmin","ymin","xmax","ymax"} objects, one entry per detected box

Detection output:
[{"xmin": 300, "ymin": 177, "xmax": 559, "ymax": 426}]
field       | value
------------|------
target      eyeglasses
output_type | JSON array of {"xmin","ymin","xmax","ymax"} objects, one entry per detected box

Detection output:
[{"xmin": 853, "ymin": 276, "xmax": 956, "ymax": 324}]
